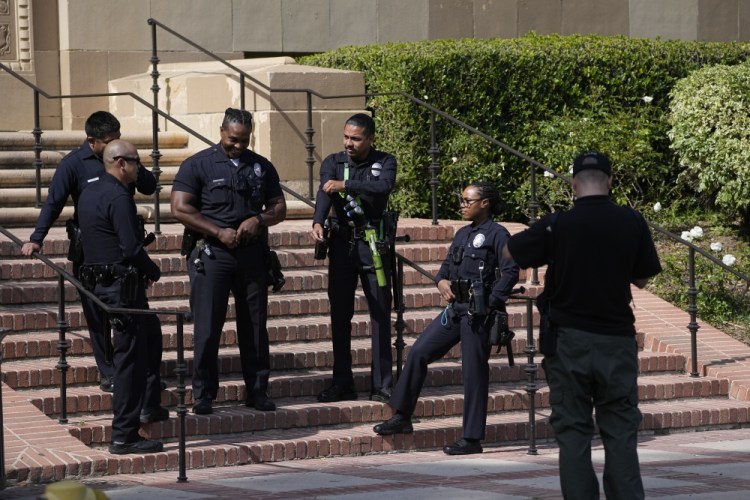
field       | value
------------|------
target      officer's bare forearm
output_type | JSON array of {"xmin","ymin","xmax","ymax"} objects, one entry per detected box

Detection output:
[{"xmin": 259, "ymin": 196, "xmax": 287, "ymax": 227}]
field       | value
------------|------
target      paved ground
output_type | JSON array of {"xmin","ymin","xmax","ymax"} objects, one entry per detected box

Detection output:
[{"xmin": 4, "ymin": 427, "xmax": 750, "ymax": 499}]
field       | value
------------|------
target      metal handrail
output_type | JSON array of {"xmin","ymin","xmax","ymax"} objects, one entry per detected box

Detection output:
[{"xmin": 0, "ymin": 225, "xmax": 192, "ymax": 483}]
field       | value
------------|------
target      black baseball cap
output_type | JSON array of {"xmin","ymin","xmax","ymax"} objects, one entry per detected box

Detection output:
[{"xmin": 573, "ymin": 151, "xmax": 611, "ymax": 176}]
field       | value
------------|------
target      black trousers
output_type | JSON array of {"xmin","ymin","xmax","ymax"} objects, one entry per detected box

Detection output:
[
  {"xmin": 327, "ymin": 235, "xmax": 393, "ymax": 391},
  {"xmin": 75, "ymin": 261, "xmax": 112, "ymax": 379},
  {"xmin": 188, "ymin": 242, "xmax": 270, "ymax": 401},
  {"xmin": 389, "ymin": 306, "xmax": 491, "ymax": 440},
  {"xmin": 93, "ymin": 279, "xmax": 152, "ymax": 443}
]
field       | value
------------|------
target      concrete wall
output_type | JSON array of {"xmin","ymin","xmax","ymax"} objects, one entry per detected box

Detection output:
[{"xmin": 2, "ymin": 0, "xmax": 750, "ymax": 131}]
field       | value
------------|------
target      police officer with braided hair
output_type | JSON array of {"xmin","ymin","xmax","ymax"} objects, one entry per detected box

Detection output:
[
  {"xmin": 311, "ymin": 113, "xmax": 397, "ymax": 403},
  {"xmin": 21, "ymin": 111, "xmax": 156, "ymax": 393},
  {"xmin": 171, "ymin": 108, "xmax": 287, "ymax": 415},
  {"xmin": 78, "ymin": 140, "xmax": 164, "ymax": 454},
  {"xmin": 373, "ymin": 182, "xmax": 519, "ymax": 455}
]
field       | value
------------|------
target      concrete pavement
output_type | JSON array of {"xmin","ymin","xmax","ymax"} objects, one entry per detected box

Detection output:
[{"xmin": 4, "ymin": 427, "xmax": 750, "ymax": 499}]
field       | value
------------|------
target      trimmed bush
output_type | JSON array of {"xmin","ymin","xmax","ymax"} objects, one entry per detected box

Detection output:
[
  {"xmin": 300, "ymin": 34, "xmax": 750, "ymax": 220},
  {"xmin": 668, "ymin": 63, "xmax": 750, "ymax": 227}
]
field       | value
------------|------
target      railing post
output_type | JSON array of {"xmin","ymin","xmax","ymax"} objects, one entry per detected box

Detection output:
[
  {"xmin": 428, "ymin": 110, "xmax": 441, "ymax": 225},
  {"xmin": 393, "ymin": 257, "xmax": 406, "ymax": 380},
  {"xmin": 529, "ymin": 162, "xmax": 540, "ymax": 285},
  {"xmin": 175, "ymin": 313, "xmax": 188, "ymax": 482},
  {"xmin": 305, "ymin": 92, "xmax": 316, "ymax": 200},
  {"xmin": 523, "ymin": 297, "xmax": 538, "ymax": 455},
  {"xmin": 55, "ymin": 275, "xmax": 70, "ymax": 424},
  {"xmin": 687, "ymin": 247, "xmax": 701, "ymax": 377},
  {"xmin": 32, "ymin": 90, "xmax": 43, "ymax": 208},
  {"xmin": 149, "ymin": 19, "xmax": 163, "ymax": 234},
  {"xmin": 0, "ymin": 327, "xmax": 9, "ymax": 490},
  {"xmin": 240, "ymin": 74, "xmax": 246, "ymax": 111}
]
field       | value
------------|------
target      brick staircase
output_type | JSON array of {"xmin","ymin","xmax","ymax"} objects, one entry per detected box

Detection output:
[{"xmin": 3, "ymin": 201, "xmax": 750, "ymax": 484}]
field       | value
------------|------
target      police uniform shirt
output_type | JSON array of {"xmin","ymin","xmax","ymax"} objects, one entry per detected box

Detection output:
[
  {"xmin": 77, "ymin": 172, "xmax": 160, "ymax": 281},
  {"xmin": 30, "ymin": 140, "xmax": 157, "ymax": 245},
  {"xmin": 172, "ymin": 145, "xmax": 283, "ymax": 228},
  {"xmin": 507, "ymin": 195, "xmax": 662, "ymax": 336},
  {"xmin": 437, "ymin": 218, "xmax": 519, "ymax": 309},
  {"xmin": 312, "ymin": 149, "xmax": 397, "ymax": 226}
]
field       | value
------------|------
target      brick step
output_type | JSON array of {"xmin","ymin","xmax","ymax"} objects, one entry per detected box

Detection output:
[
  {"xmin": 0, "ymin": 338, "xmax": 684, "ymax": 394},
  {"xmin": 38, "ymin": 395, "xmax": 750, "ymax": 479},
  {"xmin": 0, "ymin": 262, "xmax": 450, "ymax": 305},
  {"xmin": 7, "ymin": 387, "xmax": 750, "ymax": 484},
  {"xmin": 27, "ymin": 359, "xmax": 536, "ymax": 417},
  {"xmin": 0, "ymin": 220, "xmax": 470, "ymax": 258},
  {"xmin": 0, "ymin": 307, "xmax": 478, "ymax": 360},
  {"xmin": 0, "ymin": 285, "xmax": 454, "ymax": 335},
  {"xmin": 37, "ymin": 371, "xmax": 716, "ymax": 445},
  {"xmin": 0, "ymin": 324, "xmax": 534, "ymax": 390}
]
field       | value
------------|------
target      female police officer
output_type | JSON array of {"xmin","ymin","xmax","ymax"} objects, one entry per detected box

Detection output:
[{"xmin": 372, "ymin": 182, "xmax": 519, "ymax": 455}]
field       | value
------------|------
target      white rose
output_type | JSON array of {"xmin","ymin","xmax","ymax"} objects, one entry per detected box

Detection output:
[
  {"xmin": 681, "ymin": 231, "xmax": 693, "ymax": 242},
  {"xmin": 710, "ymin": 242, "xmax": 723, "ymax": 252},
  {"xmin": 689, "ymin": 226, "xmax": 704, "ymax": 239},
  {"xmin": 653, "ymin": 202, "xmax": 662, "ymax": 212},
  {"xmin": 451, "ymin": 157, "xmax": 458, "ymax": 164},
  {"xmin": 642, "ymin": 96, "xmax": 654, "ymax": 103},
  {"xmin": 544, "ymin": 170, "xmax": 554, "ymax": 178},
  {"xmin": 723, "ymin": 254, "xmax": 737, "ymax": 266}
]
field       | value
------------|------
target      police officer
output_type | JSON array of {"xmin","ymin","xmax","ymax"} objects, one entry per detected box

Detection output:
[
  {"xmin": 21, "ymin": 111, "xmax": 156, "ymax": 393},
  {"xmin": 171, "ymin": 108, "xmax": 287, "ymax": 415},
  {"xmin": 78, "ymin": 140, "xmax": 164, "ymax": 454},
  {"xmin": 503, "ymin": 152, "xmax": 661, "ymax": 499},
  {"xmin": 311, "ymin": 113, "xmax": 397, "ymax": 403},
  {"xmin": 373, "ymin": 182, "xmax": 519, "ymax": 455}
]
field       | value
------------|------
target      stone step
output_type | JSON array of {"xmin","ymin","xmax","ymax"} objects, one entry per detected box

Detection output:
[{"xmin": 0, "ymin": 130, "xmax": 191, "ymax": 151}]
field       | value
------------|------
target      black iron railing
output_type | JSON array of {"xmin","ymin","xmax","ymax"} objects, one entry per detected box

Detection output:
[
  {"xmin": 0, "ymin": 226, "xmax": 192, "ymax": 483},
  {"xmin": 3, "ymin": 16, "xmax": 749, "ymax": 480}
]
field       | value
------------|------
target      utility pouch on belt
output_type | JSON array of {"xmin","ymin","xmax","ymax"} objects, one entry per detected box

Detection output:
[
  {"xmin": 314, "ymin": 219, "xmax": 330, "ymax": 260},
  {"xmin": 266, "ymin": 250, "xmax": 286, "ymax": 292},
  {"xmin": 471, "ymin": 281, "xmax": 488, "ymax": 316},
  {"xmin": 180, "ymin": 229, "xmax": 197, "ymax": 257},
  {"xmin": 489, "ymin": 308, "xmax": 515, "ymax": 366},
  {"xmin": 450, "ymin": 279, "xmax": 472, "ymax": 304},
  {"xmin": 120, "ymin": 268, "xmax": 140, "ymax": 307},
  {"xmin": 65, "ymin": 219, "xmax": 84, "ymax": 264},
  {"xmin": 78, "ymin": 266, "xmax": 97, "ymax": 292}
]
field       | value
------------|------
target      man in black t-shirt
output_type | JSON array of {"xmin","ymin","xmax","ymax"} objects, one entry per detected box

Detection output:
[{"xmin": 503, "ymin": 151, "xmax": 661, "ymax": 500}]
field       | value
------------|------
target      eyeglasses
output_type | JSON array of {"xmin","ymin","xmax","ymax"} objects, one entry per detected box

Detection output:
[
  {"xmin": 114, "ymin": 156, "xmax": 141, "ymax": 165},
  {"xmin": 459, "ymin": 197, "xmax": 483, "ymax": 206}
]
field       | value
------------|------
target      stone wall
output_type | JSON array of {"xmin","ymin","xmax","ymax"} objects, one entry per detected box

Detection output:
[{"xmin": 1, "ymin": 0, "xmax": 749, "ymax": 131}]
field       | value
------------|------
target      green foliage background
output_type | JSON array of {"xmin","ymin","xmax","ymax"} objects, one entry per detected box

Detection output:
[
  {"xmin": 668, "ymin": 63, "xmax": 750, "ymax": 228},
  {"xmin": 299, "ymin": 34, "xmax": 750, "ymax": 221}
]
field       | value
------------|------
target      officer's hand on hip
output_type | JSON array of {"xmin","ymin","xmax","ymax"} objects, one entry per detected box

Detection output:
[{"xmin": 437, "ymin": 279, "xmax": 455, "ymax": 303}]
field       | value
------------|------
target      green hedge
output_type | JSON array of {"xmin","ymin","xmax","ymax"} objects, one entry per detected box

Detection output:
[
  {"xmin": 299, "ymin": 34, "xmax": 750, "ymax": 220},
  {"xmin": 668, "ymin": 63, "xmax": 750, "ymax": 228}
]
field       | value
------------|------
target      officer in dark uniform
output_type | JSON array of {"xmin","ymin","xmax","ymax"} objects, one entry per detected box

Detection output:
[
  {"xmin": 78, "ymin": 140, "xmax": 164, "ymax": 455},
  {"xmin": 503, "ymin": 152, "xmax": 661, "ymax": 499},
  {"xmin": 311, "ymin": 113, "xmax": 397, "ymax": 403},
  {"xmin": 171, "ymin": 108, "xmax": 287, "ymax": 415},
  {"xmin": 21, "ymin": 111, "xmax": 157, "ymax": 394},
  {"xmin": 373, "ymin": 182, "xmax": 519, "ymax": 455}
]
